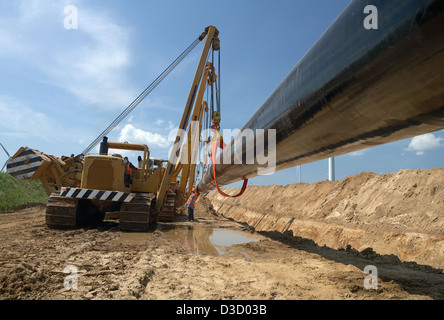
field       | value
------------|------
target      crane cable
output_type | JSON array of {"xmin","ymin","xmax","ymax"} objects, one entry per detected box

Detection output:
[
  {"xmin": 198, "ymin": 46, "xmax": 248, "ymax": 197},
  {"xmin": 216, "ymin": 48, "xmax": 221, "ymax": 113},
  {"xmin": 82, "ymin": 36, "xmax": 203, "ymax": 155}
]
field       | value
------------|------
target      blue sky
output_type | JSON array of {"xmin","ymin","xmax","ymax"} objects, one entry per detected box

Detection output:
[{"xmin": 0, "ymin": 0, "xmax": 443, "ymax": 187}]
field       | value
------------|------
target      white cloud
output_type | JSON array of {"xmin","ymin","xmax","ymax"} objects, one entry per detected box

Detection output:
[
  {"xmin": 155, "ymin": 119, "xmax": 175, "ymax": 130},
  {"xmin": 50, "ymin": 6, "xmax": 135, "ymax": 109},
  {"xmin": 17, "ymin": 0, "xmax": 54, "ymax": 22},
  {"xmin": 407, "ymin": 133, "xmax": 444, "ymax": 155},
  {"xmin": 0, "ymin": 95, "xmax": 61, "ymax": 141},
  {"xmin": 119, "ymin": 124, "xmax": 169, "ymax": 148},
  {"xmin": 349, "ymin": 149, "xmax": 366, "ymax": 157},
  {"xmin": 1, "ymin": 0, "xmax": 135, "ymax": 110},
  {"xmin": 166, "ymin": 121, "xmax": 175, "ymax": 130},
  {"xmin": 0, "ymin": 21, "xmax": 22, "ymax": 55}
]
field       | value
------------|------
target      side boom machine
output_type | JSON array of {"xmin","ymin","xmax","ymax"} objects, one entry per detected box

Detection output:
[{"xmin": 6, "ymin": 26, "xmax": 221, "ymax": 231}]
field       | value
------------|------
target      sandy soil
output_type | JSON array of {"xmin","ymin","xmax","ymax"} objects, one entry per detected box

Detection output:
[
  {"xmin": 208, "ymin": 169, "xmax": 444, "ymax": 270},
  {"xmin": 0, "ymin": 193, "xmax": 443, "ymax": 300}
]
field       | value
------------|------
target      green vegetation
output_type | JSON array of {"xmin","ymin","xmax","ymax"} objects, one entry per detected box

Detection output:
[{"xmin": 0, "ymin": 172, "xmax": 48, "ymax": 212}]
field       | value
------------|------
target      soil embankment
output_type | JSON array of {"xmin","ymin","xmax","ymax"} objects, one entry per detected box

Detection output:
[{"xmin": 207, "ymin": 169, "xmax": 444, "ymax": 270}]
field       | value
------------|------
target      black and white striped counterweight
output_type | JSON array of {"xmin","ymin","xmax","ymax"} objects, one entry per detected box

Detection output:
[
  {"xmin": 6, "ymin": 147, "xmax": 51, "ymax": 180},
  {"xmin": 60, "ymin": 187, "xmax": 135, "ymax": 203}
]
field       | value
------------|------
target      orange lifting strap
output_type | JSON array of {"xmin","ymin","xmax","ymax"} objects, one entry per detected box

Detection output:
[{"xmin": 210, "ymin": 133, "xmax": 248, "ymax": 198}]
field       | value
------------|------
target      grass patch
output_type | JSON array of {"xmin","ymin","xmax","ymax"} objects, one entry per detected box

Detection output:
[{"xmin": 0, "ymin": 172, "xmax": 48, "ymax": 212}]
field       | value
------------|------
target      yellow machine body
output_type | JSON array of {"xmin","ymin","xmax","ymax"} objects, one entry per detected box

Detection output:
[
  {"xmin": 81, "ymin": 142, "xmax": 165, "ymax": 194},
  {"xmin": 80, "ymin": 155, "xmax": 126, "ymax": 191}
]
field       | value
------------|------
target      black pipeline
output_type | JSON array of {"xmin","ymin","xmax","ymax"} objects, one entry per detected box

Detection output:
[{"xmin": 197, "ymin": 0, "xmax": 444, "ymax": 193}]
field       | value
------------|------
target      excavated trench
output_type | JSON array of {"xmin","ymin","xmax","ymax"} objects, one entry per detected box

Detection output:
[{"xmin": 206, "ymin": 168, "xmax": 444, "ymax": 270}]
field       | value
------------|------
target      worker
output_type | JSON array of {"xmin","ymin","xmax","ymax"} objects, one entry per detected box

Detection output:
[
  {"xmin": 124, "ymin": 157, "xmax": 137, "ymax": 187},
  {"xmin": 185, "ymin": 188, "xmax": 199, "ymax": 222}
]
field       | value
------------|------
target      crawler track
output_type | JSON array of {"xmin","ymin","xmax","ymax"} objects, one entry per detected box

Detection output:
[
  {"xmin": 159, "ymin": 192, "xmax": 177, "ymax": 222},
  {"xmin": 120, "ymin": 193, "xmax": 157, "ymax": 232},
  {"xmin": 45, "ymin": 193, "xmax": 78, "ymax": 229}
]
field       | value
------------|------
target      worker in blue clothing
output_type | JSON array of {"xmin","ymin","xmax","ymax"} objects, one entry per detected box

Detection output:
[{"xmin": 185, "ymin": 188, "xmax": 199, "ymax": 221}]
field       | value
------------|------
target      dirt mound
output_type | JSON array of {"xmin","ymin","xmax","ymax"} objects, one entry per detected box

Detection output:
[
  {"xmin": 207, "ymin": 169, "xmax": 444, "ymax": 269},
  {"xmin": 194, "ymin": 195, "xmax": 219, "ymax": 218},
  {"xmin": 174, "ymin": 194, "xmax": 219, "ymax": 219}
]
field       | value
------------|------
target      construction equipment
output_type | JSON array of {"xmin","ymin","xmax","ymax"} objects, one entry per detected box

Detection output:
[
  {"xmin": 6, "ymin": 26, "xmax": 221, "ymax": 231},
  {"xmin": 45, "ymin": 139, "xmax": 164, "ymax": 230}
]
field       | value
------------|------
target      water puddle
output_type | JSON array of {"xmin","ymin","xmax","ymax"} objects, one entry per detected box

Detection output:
[
  {"xmin": 113, "ymin": 224, "xmax": 262, "ymax": 257},
  {"xmin": 161, "ymin": 225, "xmax": 262, "ymax": 257}
]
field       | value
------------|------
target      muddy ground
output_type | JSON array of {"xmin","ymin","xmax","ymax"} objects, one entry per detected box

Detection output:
[{"xmin": 0, "ymin": 196, "xmax": 443, "ymax": 301}]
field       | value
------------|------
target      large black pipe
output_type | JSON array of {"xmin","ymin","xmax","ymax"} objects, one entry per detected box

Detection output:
[{"xmin": 198, "ymin": 0, "xmax": 444, "ymax": 193}]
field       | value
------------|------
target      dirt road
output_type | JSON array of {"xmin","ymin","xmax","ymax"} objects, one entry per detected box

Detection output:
[{"xmin": 0, "ymin": 203, "xmax": 442, "ymax": 301}]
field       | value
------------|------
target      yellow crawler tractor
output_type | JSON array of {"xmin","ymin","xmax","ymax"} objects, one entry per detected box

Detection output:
[
  {"xmin": 6, "ymin": 26, "xmax": 221, "ymax": 232},
  {"xmin": 6, "ymin": 138, "xmax": 174, "ymax": 231},
  {"xmin": 45, "ymin": 138, "xmax": 175, "ymax": 231}
]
